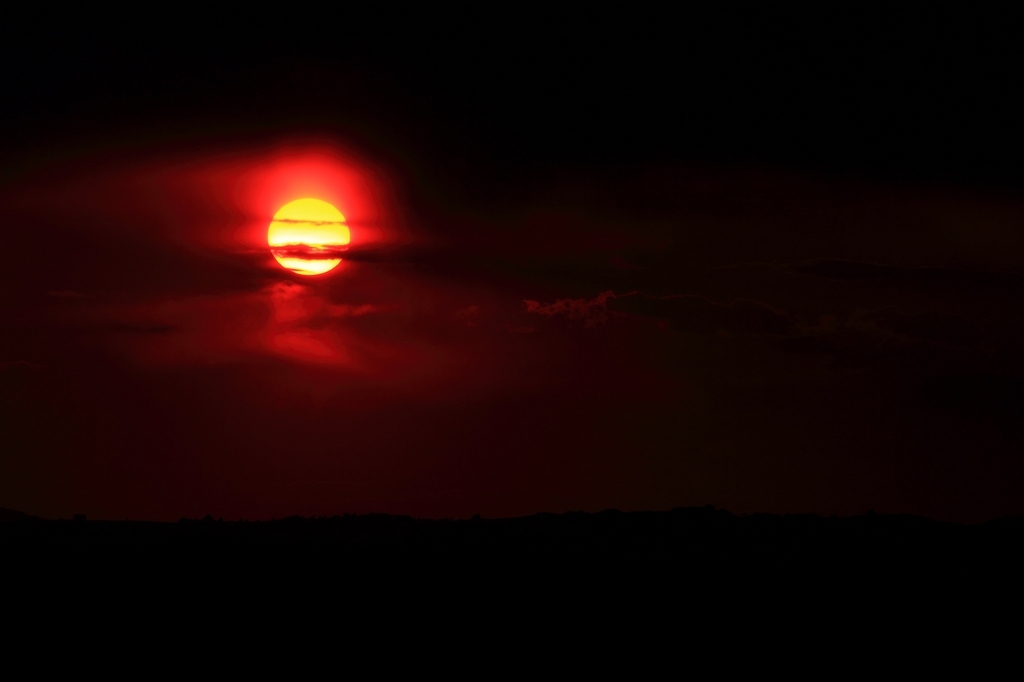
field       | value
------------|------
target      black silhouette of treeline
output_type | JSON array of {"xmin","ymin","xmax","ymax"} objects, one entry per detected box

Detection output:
[
  {"xmin": 6, "ymin": 506, "xmax": 1024, "ymax": 620},
  {"xmin": 3, "ymin": 506, "xmax": 1022, "ymax": 568}
]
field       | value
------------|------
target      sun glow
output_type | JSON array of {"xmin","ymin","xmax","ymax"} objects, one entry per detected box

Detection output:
[{"xmin": 268, "ymin": 198, "xmax": 350, "ymax": 275}]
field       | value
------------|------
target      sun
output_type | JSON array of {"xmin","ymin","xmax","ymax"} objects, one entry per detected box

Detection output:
[{"xmin": 268, "ymin": 198, "xmax": 350, "ymax": 275}]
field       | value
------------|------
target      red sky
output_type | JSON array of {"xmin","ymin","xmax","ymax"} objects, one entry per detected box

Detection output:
[{"xmin": 4, "ymin": 134, "xmax": 1024, "ymax": 523}]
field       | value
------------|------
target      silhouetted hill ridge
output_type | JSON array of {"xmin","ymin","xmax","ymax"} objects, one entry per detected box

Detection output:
[
  {"xmin": 5, "ymin": 506, "xmax": 1023, "ymax": 610},
  {"xmin": 0, "ymin": 507, "xmax": 39, "ymax": 522},
  {"xmin": 2, "ymin": 505, "xmax": 1020, "ymax": 552}
]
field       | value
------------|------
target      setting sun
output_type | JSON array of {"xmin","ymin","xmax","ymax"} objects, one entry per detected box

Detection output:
[{"xmin": 268, "ymin": 198, "xmax": 350, "ymax": 275}]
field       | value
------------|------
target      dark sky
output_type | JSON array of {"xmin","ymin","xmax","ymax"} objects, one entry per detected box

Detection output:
[{"xmin": 3, "ymin": 8, "xmax": 1024, "ymax": 522}]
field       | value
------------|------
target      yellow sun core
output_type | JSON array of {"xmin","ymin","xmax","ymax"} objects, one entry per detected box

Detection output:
[{"xmin": 268, "ymin": 198, "xmax": 350, "ymax": 275}]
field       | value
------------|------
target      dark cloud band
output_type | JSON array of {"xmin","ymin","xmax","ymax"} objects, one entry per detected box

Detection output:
[{"xmin": 270, "ymin": 245, "xmax": 349, "ymax": 260}]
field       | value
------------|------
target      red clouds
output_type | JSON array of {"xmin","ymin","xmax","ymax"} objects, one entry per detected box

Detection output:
[
  {"xmin": 2, "ymin": 136, "xmax": 405, "ymax": 273},
  {"xmin": 0, "ymin": 136, "xmax": 427, "ymax": 374},
  {"xmin": 524, "ymin": 291, "xmax": 617, "ymax": 327},
  {"xmin": 268, "ymin": 245, "xmax": 349, "ymax": 260},
  {"xmin": 87, "ymin": 278, "xmax": 422, "ymax": 372},
  {"xmin": 8, "ymin": 136, "xmax": 1024, "ymax": 525},
  {"xmin": 221, "ymin": 142, "xmax": 399, "ymax": 256}
]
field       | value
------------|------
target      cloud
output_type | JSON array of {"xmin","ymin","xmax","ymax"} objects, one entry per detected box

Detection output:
[
  {"xmin": 269, "ymin": 245, "xmax": 349, "ymax": 260},
  {"xmin": 787, "ymin": 259, "xmax": 1024, "ymax": 286},
  {"xmin": 0, "ymin": 360, "xmax": 47, "ymax": 371},
  {"xmin": 607, "ymin": 255, "xmax": 645, "ymax": 271},
  {"xmin": 870, "ymin": 310, "xmax": 985, "ymax": 348},
  {"xmin": 610, "ymin": 293, "xmax": 794, "ymax": 336},
  {"xmin": 526, "ymin": 287, "xmax": 995, "ymax": 358},
  {"xmin": 271, "ymin": 218, "xmax": 347, "ymax": 226},
  {"xmin": 525, "ymin": 290, "xmax": 795, "ymax": 336},
  {"xmin": 265, "ymin": 281, "xmax": 390, "ymax": 325},
  {"xmin": 789, "ymin": 307, "xmax": 990, "ymax": 352},
  {"xmin": 323, "ymin": 303, "xmax": 386, "ymax": 319},
  {"xmin": 524, "ymin": 291, "xmax": 616, "ymax": 327},
  {"xmin": 774, "ymin": 307, "xmax": 1004, "ymax": 381},
  {"xmin": 527, "ymin": 287, "xmax": 1007, "ymax": 386},
  {"xmin": 454, "ymin": 305, "xmax": 481, "ymax": 327},
  {"xmin": 102, "ymin": 322, "xmax": 178, "ymax": 335},
  {"xmin": 76, "ymin": 279, "xmax": 403, "ymax": 370},
  {"xmin": 503, "ymin": 324, "xmax": 536, "ymax": 334}
]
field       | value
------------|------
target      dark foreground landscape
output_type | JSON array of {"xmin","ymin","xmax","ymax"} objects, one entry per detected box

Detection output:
[
  {"xmin": 5, "ymin": 506, "xmax": 1022, "ymax": 580},
  {"xmin": 5, "ymin": 507, "xmax": 1023, "ymax": 635}
]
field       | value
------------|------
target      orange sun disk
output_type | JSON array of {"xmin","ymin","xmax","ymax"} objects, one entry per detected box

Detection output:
[{"xmin": 268, "ymin": 198, "xmax": 350, "ymax": 275}]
